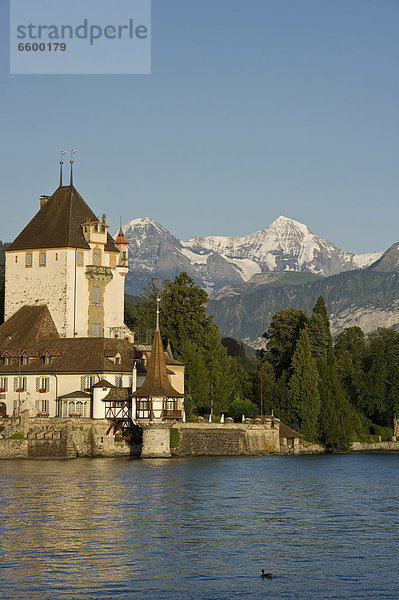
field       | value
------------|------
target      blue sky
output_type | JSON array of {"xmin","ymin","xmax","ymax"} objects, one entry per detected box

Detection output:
[{"xmin": 0, "ymin": 0, "xmax": 398, "ymax": 253}]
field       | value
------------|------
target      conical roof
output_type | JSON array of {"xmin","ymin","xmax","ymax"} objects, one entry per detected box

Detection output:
[
  {"xmin": 115, "ymin": 227, "xmax": 128, "ymax": 245},
  {"xmin": 132, "ymin": 330, "xmax": 184, "ymax": 398},
  {"xmin": 7, "ymin": 185, "xmax": 119, "ymax": 252}
]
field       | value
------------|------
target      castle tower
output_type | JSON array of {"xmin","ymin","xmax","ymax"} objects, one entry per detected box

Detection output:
[{"xmin": 5, "ymin": 176, "xmax": 129, "ymax": 339}]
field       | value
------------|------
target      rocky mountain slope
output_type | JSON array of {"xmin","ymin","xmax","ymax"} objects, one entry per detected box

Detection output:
[
  {"xmin": 367, "ymin": 242, "xmax": 399, "ymax": 273},
  {"xmin": 208, "ymin": 270, "xmax": 399, "ymax": 347},
  {"xmin": 120, "ymin": 216, "xmax": 381, "ymax": 295}
]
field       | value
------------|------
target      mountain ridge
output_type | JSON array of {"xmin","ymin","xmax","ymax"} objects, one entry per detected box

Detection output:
[{"xmin": 120, "ymin": 216, "xmax": 382, "ymax": 295}]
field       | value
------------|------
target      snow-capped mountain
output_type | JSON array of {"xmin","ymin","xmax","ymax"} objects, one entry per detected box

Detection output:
[
  {"xmin": 120, "ymin": 216, "xmax": 382, "ymax": 295},
  {"xmin": 185, "ymin": 216, "xmax": 381, "ymax": 278},
  {"xmin": 121, "ymin": 218, "xmax": 244, "ymax": 295}
]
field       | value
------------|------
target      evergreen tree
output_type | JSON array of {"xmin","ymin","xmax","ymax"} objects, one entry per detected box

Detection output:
[
  {"xmin": 263, "ymin": 308, "xmax": 308, "ymax": 378},
  {"xmin": 180, "ymin": 340, "xmax": 209, "ymax": 419},
  {"xmin": 308, "ymin": 296, "xmax": 334, "ymax": 364},
  {"xmin": 318, "ymin": 362, "xmax": 354, "ymax": 452},
  {"xmin": 289, "ymin": 329, "xmax": 320, "ymax": 440},
  {"xmin": 272, "ymin": 371, "xmax": 293, "ymax": 425},
  {"xmin": 334, "ymin": 326, "xmax": 368, "ymax": 414},
  {"xmin": 160, "ymin": 273, "xmax": 213, "ymax": 354},
  {"xmin": 363, "ymin": 328, "xmax": 399, "ymax": 426},
  {"xmin": 255, "ymin": 361, "xmax": 275, "ymax": 415}
]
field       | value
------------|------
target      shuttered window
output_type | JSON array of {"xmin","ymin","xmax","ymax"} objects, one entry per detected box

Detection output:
[
  {"xmin": 14, "ymin": 377, "xmax": 26, "ymax": 391},
  {"xmin": 36, "ymin": 377, "xmax": 49, "ymax": 392},
  {"xmin": 81, "ymin": 376, "xmax": 93, "ymax": 391}
]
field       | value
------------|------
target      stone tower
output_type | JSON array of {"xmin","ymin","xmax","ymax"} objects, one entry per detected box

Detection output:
[{"xmin": 5, "ymin": 175, "xmax": 129, "ymax": 339}]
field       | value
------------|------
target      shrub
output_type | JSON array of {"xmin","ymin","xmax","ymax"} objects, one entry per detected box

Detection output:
[
  {"xmin": 170, "ymin": 427, "xmax": 180, "ymax": 448},
  {"xmin": 369, "ymin": 423, "xmax": 393, "ymax": 441},
  {"xmin": 228, "ymin": 398, "xmax": 258, "ymax": 421},
  {"xmin": 10, "ymin": 431, "xmax": 24, "ymax": 439}
]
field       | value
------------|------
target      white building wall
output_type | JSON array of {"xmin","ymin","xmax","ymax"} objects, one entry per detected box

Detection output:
[
  {"xmin": 5, "ymin": 249, "xmax": 70, "ymax": 336},
  {"xmin": 103, "ymin": 269, "xmax": 126, "ymax": 335},
  {"xmin": 5, "ymin": 246, "xmax": 126, "ymax": 339},
  {"xmin": 1, "ymin": 372, "xmax": 137, "ymax": 419}
]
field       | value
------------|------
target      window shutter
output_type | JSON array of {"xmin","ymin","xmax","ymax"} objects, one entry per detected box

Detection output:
[
  {"xmin": 4, "ymin": 378, "xmax": 8, "ymax": 392},
  {"xmin": 81, "ymin": 376, "xmax": 85, "ymax": 391},
  {"xmin": 14, "ymin": 377, "xmax": 18, "ymax": 392},
  {"xmin": 36, "ymin": 378, "xmax": 40, "ymax": 392}
]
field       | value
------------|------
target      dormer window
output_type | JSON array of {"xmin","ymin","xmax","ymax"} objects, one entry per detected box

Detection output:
[
  {"xmin": 115, "ymin": 353, "xmax": 122, "ymax": 365},
  {"xmin": 3, "ymin": 354, "xmax": 10, "ymax": 366},
  {"xmin": 21, "ymin": 353, "xmax": 29, "ymax": 365},
  {"xmin": 44, "ymin": 352, "xmax": 52, "ymax": 365}
]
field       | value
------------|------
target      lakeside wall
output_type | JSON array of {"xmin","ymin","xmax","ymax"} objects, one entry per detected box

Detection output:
[
  {"xmin": 0, "ymin": 412, "xmax": 136, "ymax": 459},
  {"xmin": 171, "ymin": 422, "xmax": 280, "ymax": 456},
  {"xmin": 1, "ymin": 413, "xmax": 399, "ymax": 459}
]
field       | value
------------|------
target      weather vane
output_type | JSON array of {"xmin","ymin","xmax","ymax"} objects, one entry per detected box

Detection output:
[
  {"xmin": 70, "ymin": 149, "xmax": 77, "ymax": 185},
  {"xmin": 59, "ymin": 150, "xmax": 66, "ymax": 186}
]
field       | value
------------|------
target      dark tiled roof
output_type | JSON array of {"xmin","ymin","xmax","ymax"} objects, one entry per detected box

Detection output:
[
  {"xmin": 103, "ymin": 387, "xmax": 130, "ymax": 402},
  {"xmin": 7, "ymin": 185, "xmax": 119, "ymax": 253},
  {"xmin": 0, "ymin": 336, "xmax": 138, "ymax": 375},
  {"xmin": 58, "ymin": 390, "xmax": 91, "ymax": 399},
  {"xmin": 279, "ymin": 422, "xmax": 303, "ymax": 439},
  {"xmin": 93, "ymin": 379, "xmax": 115, "ymax": 388},
  {"xmin": 0, "ymin": 305, "xmax": 59, "ymax": 349},
  {"xmin": 132, "ymin": 331, "xmax": 184, "ymax": 398}
]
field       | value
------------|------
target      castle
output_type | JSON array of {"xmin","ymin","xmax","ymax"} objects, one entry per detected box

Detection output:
[{"xmin": 0, "ymin": 161, "xmax": 185, "ymax": 426}]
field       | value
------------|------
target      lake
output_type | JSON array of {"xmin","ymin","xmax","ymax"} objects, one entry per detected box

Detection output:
[{"xmin": 0, "ymin": 454, "xmax": 398, "ymax": 600}]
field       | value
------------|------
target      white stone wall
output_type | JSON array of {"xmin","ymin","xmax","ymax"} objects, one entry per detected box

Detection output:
[
  {"xmin": 5, "ymin": 248, "xmax": 70, "ymax": 336},
  {"xmin": 5, "ymin": 245, "xmax": 126, "ymax": 339},
  {"xmin": 103, "ymin": 269, "xmax": 126, "ymax": 336}
]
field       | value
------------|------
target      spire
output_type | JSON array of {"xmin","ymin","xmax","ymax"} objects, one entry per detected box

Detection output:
[
  {"xmin": 131, "ymin": 329, "xmax": 184, "ymax": 399},
  {"xmin": 59, "ymin": 151, "xmax": 66, "ymax": 186},
  {"xmin": 70, "ymin": 149, "xmax": 77, "ymax": 186},
  {"xmin": 156, "ymin": 297, "xmax": 160, "ymax": 332}
]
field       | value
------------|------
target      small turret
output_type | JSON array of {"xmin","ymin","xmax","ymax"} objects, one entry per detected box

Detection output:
[{"xmin": 115, "ymin": 224, "xmax": 129, "ymax": 269}]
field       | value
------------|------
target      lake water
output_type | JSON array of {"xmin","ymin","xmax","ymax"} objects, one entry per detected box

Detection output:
[{"xmin": 0, "ymin": 454, "xmax": 398, "ymax": 600}]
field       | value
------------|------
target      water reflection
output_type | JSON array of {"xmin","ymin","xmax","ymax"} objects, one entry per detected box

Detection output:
[{"xmin": 0, "ymin": 455, "xmax": 399, "ymax": 599}]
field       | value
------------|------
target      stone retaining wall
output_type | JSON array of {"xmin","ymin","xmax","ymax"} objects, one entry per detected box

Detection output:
[
  {"xmin": 171, "ymin": 422, "xmax": 280, "ymax": 456},
  {"xmin": 0, "ymin": 413, "xmax": 136, "ymax": 459},
  {"xmin": 351, "ymin": 440, "xmax": 399, "ymax": 452}
]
